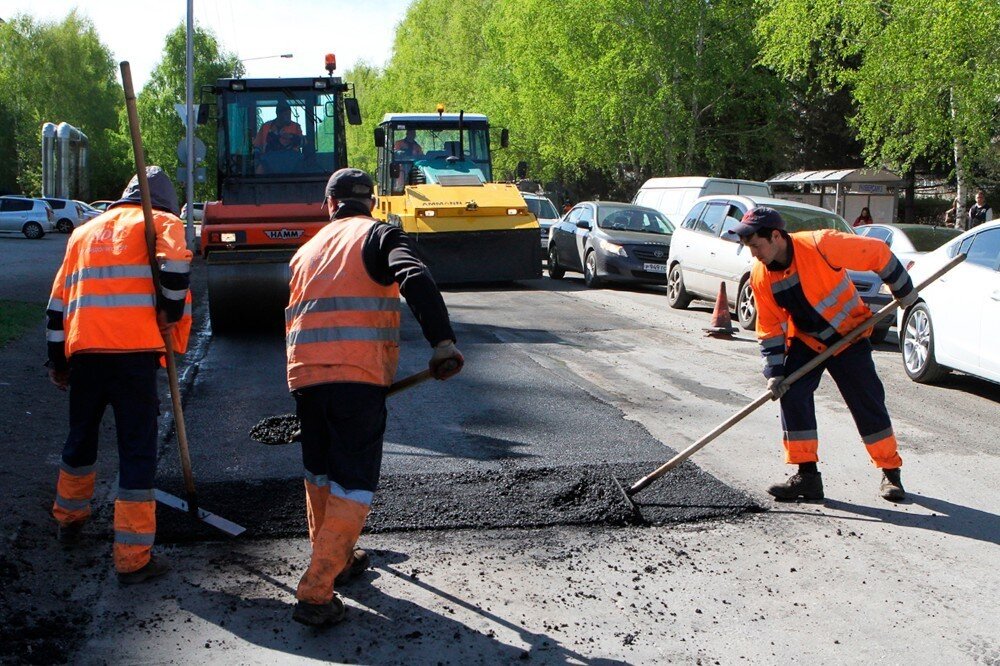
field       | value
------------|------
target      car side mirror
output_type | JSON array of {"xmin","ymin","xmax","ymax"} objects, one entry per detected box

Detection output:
[
  {"xmin": 575, "ymin": 219, "xmax": 591, "ymax": 229},
  {"xmin": 500, "ymin": 128, "xmax": 510, "ymax": 149},
  {"xmin": 374, "ymin": 128, "xmax": 385, "ymax": 148},
  {"xmin": 389, "ymin": 162, "xmax": 400, "ymax": 179},
  {"xmin": 344, "ymin": 98, "xmax": 362, "ymax": 125},
  {"xmin": 196, "ymin": 103, "xmax": 210, "ymax": 125}
]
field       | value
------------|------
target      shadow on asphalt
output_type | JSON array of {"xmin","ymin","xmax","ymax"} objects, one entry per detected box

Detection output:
[
  {"xmin": 797, "ymin": 495, "xmax": 1000, "ymax": 547},
  {"xmin": 181, "ymin": 549, "xmax": 628, "ymax": 664}
]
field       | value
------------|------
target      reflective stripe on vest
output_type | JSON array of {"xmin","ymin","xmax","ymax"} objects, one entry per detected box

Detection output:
[{"xmin": 286, "ymin": 217, "xmax": 401, "ymax": 390}]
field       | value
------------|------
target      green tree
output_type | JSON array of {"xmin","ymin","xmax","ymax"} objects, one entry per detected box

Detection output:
[
  {"xmin": 131, "ymin": 23, "xmax": 241, "ymax": 203},
  {"xmin": 757, "ymin": 0, "xmax": 1000, "ymax": 209},
  {"xmin": 0, "ymin": 12, "xmax": 127, "ymax": 198}
]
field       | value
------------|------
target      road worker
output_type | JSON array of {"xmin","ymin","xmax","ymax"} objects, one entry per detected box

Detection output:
[
  {"xmin": 285, "ymin": 167, "xmax": 463, "ymax": 627},
  {"xmin": 729, "ymin": 207, "xmax": 917, "ymax": 503},
  {"xmin": 46, "ymin": 166, "xmax": 192, "ymax": 584}
]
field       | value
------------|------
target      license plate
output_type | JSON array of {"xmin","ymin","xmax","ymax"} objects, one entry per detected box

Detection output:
[{"xmin": 643, "ymin": 263, "xmax": 667, "ymax": 273}]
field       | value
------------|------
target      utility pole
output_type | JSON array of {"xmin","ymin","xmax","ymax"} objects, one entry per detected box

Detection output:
[{"xmin": 185, "ymin": 0, "xmax": 196, "ymax": 249}]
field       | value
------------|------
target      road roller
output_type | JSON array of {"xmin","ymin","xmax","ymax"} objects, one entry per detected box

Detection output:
[
  {"xmin": 372, "ymin": 108, "xmax": 542, "ymax": 284},
  {"xmin": 199, "ymin": 55, "xmax": 362, "ymax": 333}
]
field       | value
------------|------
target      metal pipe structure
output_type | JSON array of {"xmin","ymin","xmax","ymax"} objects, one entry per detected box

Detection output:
[
  {"xmin": 41, "ymin": 122, "xmax": 89, "ymax": 199},
  {"xmin": 41, "ymin": 123, "xmax": 57, "ymax": 197}
]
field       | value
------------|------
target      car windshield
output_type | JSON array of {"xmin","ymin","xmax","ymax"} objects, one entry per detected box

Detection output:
[
  {"xmin": 772, "ymin": 205, "xmax": 852, "ymax": 233},
  {"xmin": 905, "ymin": 226, "xmax": 962, "ymax": 252},
  {"xmin": 525, "ymin": 197, "xmax": 558, "ymax": 220},
  {"xmin": 597, "ymin": 205, "xmax": 674, "ymax": 234}
]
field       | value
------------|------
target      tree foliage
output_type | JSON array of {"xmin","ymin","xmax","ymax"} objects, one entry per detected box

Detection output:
[
  {"xmin": 757, "ymin": 0, "xmax": 1000, "ymax": 196},
  {"xmin": 346, "ymin": 0, "xmax": 793, "ymax": 200},
  {"xmin": 132, "ymin": 23, "xmax": 242, "ymax": 202},
  {"xmin": 0, "ymin": 12, "xmax": 127, "ymax": 198}
]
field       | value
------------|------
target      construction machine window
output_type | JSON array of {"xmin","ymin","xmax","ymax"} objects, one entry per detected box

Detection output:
[
  {"xmin": 222, "ymin": 91, "xmax": 338, "ymax": 177},
  {"xmin": 389, "ymin": 124, "xmax": 492, "ymax": 192}
]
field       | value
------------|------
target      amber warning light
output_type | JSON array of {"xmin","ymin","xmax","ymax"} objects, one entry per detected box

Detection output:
[{"xmin": 325, "ymin": 53, "xmax": 336, "ymax": 74}]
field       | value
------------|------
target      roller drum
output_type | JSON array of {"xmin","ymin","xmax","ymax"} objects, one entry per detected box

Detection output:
[{"xmin": 206, "ymin": 250, "xmax": 293, "ymax": 334}]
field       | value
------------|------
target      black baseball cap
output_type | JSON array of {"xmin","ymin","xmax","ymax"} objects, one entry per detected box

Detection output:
[
  {"xmin": 727, "ymin": 206, "xmax": 785, "ymax": 238},
  {"xmin": 325, "ymin": 168, "xmax": 374, "ymax": 199}
]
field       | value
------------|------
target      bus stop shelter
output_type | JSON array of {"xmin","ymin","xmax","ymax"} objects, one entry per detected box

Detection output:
[{"xmin": 767, "ymin": 168, "xmax": 904, "ymax": 225}]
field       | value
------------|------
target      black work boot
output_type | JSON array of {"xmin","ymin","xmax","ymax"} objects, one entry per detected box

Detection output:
[
  {"xmin": 334, "ymin": 548, "xmax": 370, "ymax": 587},
  {"xmin": 57, "ymin": 521, "xmax": 85, "ymax": 547},
  {"xmin": 293, "ymin": 595, "xmax": 346, "ymax": 627},
  {"xmin": 880, "ymin": 468, "xmax": 906, "ymax": 502},
  {"xmin": 766, "ymin": 471, "xmax": 824, "ymax": 501},
  {"xmin": 117, "ymin": 555, "xmax": 171, "ymax": 585}
]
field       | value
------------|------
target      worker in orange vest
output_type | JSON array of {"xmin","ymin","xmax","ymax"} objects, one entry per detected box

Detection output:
[
  {"xmin": 729, "ymin": 207, "xmax": 917, "ymax": 503},
  {"xmin": 46, "ymin": 167, "xmax": 193, "ymax": 584},
  {"xmin": 285, "ymin": 168, "xmax": 463, "ymax": 627}
]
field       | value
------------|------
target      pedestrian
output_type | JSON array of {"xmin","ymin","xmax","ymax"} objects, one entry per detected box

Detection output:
[
  {"xmin": 943, "ymin": 197, "xmax": 960, "ymax": 228},
  {"xmin": 285, "ymin": 167, "xmax": 464, "ymax": 627},
  {"xmin": 967, "ymin": 190, "xmax": 993, "ymax": 229},
  {"xmin": 852, "ymin": 206, "xmax": 874, "ymax": 227},
  {"xmin": 46, "ymin": 167, "xmax": 193, "ymax": 584},
  {"xmin": 728, "ymin": 207, "xmax": 917, "ymax": 503}
]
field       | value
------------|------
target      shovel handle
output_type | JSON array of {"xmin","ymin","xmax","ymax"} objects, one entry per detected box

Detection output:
[
  {"xmin": 121, "ymin": 61, "xmax": 198, "ymax": 511},
  {"xmin": 627, "ymin": 252, "xmax": 966, "ymax": 497}
]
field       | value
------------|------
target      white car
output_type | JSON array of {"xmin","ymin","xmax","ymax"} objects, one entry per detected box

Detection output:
[
  {"xmin": 180, "ymin": 202, "xmax": 205, "ymax": 223},
  {"xmin": 897, "ymin": 220, "xmax": 1000, "ymax": 385},
  {"xmin": 43, "ymin": 197, "xmax": 90, "ymax": 233},
  {"xmin": 521, "ymin": 193, "xmax": 561, "ymax": 250},
  {"xmin": 73, "ymin": 200, "xmax": 103, "ymax": 223},
  {"xmin": 667, "ymin": 195, "xmax": 893, "ymax": 340},
  {"xmin": 854, "ymin": 223, "xmax": 961, "ymax": 269}
]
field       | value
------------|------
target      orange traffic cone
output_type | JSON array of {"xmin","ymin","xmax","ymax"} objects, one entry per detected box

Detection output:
[{"xmin": 703, "ymin": 282, "xmax": 736, "ymax": 338}]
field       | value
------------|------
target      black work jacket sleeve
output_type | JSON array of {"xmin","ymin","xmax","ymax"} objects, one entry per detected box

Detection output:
[{"xmin": 362, "ymin": 222, "xmax": 456, "ymax": 347}]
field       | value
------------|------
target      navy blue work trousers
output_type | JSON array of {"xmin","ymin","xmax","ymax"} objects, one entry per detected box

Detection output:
[
  {"xmin": 62, "ymin": 352, "xmax": 160, "ymax": 490},
  {"xmin": 293, "ymin": 382, "xmax": 388, "ymax": 493}
]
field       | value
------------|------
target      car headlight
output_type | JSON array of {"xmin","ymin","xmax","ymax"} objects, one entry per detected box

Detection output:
[{"xmin": 599, "ymin": 239, "xmax": 626, "ymax": 257}]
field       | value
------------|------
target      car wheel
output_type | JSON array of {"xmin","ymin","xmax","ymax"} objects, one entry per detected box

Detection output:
[
  {"xmin": 667, "ymin": 263, "xmax": 692, "ymax": 309},
  {"xmin": 56, "ymin": 218, "xmax": 73, "ymax": 233},
  {"xmin": 548, "ymin": 245, "xmax": 565, "ymax": 280},
  {"xmin": 736, "ymin": 277, "xmax": 756, "ymax": 330},
  {"xmin": 23, "ymin": 222, "xmax": 44, "ymax": 239},
  {"xmin": 901, "ymin": 303, "xmax": 949, "ymax": 383},
  {"xmin": 583, "ymin": 250, "xmax": 602, "ymax": 288}
]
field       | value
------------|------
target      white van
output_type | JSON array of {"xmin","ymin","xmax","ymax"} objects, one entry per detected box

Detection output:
[{"xmin": 632, "ymin": 177, "xmax": 771, "ymax": 227}]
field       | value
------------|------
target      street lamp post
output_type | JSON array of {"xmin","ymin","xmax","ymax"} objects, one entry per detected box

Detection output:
[{"xmin": 236, "ymin": 53, "xmax": 293, "ymax": 76}]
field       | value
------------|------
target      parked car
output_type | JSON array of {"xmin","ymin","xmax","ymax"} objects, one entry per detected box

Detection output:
[
  {"xmin": 666, "ymin": 195, "xmax": 893, "ymax": 341},
  {"xmin": 0, "ymin": 196, "xmax": 55, "ymax": 239},
  {"xmin": 854, "ymin": 223, "xmax": 961, "ymax": 268},
  {"xmin": 632, "ymin": 177, "xmax": 771, "ymax": 227},
  {"xmin": 521, "ymin": 193, "xmax": 561, "ymax": 250},
  {"xmin": 90, "ymin": 200, "xmax": 114, "ymax": 212},
  {"xmin": 180, "ymin": 202, "xmax": 205, "ymax": 222},
  {"xmin": 547, "ymin": 201, "xmax": 673, "ymax": 287},
  {"xmin": 73, "ymin": 200, "xmax": 102, "ymax": 223},
  {"xmin": 897, "ymin": 220, "xmax": 1000, "ymax": 385},
  {"xmin": 43, "ymin": 197, "xmax": 89, "ymax": 233}
]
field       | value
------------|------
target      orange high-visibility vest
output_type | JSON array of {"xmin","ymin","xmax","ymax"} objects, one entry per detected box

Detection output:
[
  {"xmin": 752, "ymin": 230, "xmax": 902, "ymax": 357},
  {"xmin": 47, "ymin": 205, "xmax": 193, "ymax": 357},
  {"xmin": 286, "ymin": 216, "xmax": 401, "ymax": 391}
]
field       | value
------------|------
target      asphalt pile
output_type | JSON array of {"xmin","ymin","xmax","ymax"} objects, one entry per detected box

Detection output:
[
  {"xmin": 249, "ymin": 414, "xmax": 299, "ymax": 446},
  {"xmin": 152, "ymin": 461, "xmax": 763, "ymax": 542}
]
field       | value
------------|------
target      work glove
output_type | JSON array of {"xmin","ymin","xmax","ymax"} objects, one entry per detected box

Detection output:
[
  {"xmin": 767, "ymin": 376, "xmax": 788, "ymax": 401},
  {"xmin": 429, "ymin": 340, "xmax": 464, "ymax": 380},
  {"xmin": 897, "ymin": 290, "xmax": 919, "ymax": 309}
]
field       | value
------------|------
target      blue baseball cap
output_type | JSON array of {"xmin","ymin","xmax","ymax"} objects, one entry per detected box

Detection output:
[{"xmin": 727, "ymin": 207, "xmax": 785, "ymax": 238}]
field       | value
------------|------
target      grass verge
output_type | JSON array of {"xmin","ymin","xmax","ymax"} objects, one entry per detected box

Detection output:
[{"xmin": 0, "ymin": 300, "xmax": 46, "ymax": 347}]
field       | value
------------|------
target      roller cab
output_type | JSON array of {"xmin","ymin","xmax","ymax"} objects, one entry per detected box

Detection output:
[
  {"xmin": 373, "ymin": 111, "xmax": 542, "ymax": 284},
  {"xmin": 199, "ymin": 61, "xmax": 362, "ymax": 333}
]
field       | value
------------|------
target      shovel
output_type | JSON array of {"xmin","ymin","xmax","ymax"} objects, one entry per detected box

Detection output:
[
  {"xmin": 251, "ymin": 361, "xmax": 459, "ymax": 446},
  {"xmin": 121, "ymin": 61, "xmax": 245, "ymax": 537},
  {"xmin": 622, "ymin": 252, "xmax": 966, "ymax": 502}
]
